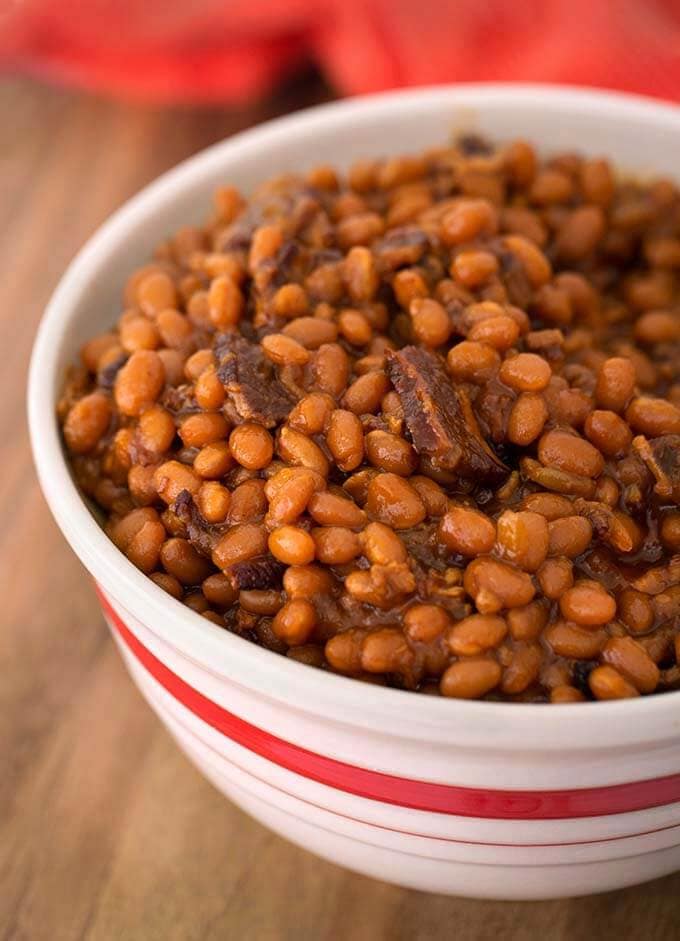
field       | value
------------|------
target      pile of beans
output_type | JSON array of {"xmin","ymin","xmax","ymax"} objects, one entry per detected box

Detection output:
[{"xmin": 59, "ymin": 134, "xmax": 680, "ymax": 702}]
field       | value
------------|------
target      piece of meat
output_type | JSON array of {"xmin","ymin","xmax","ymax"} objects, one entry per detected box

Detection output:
[
  {"xmin": 173, "ymin": 489, "xmax": 223, "ymax": 557},
  {"xmin": 573, "ymin": 498, "xmax": 637, "ymax": 553},
  {"xmin": 229, "ymin": 557, "xmax": 285, "ymax": 590},
  {"xmin": 386, "ymin": 345, "xmax": 509, "ymax": 483},
  {"xmin": 525, "ymin": 329, "xmax": 565, "ymax": 362},
  {"xmin": 633, "ymin": 434, "xmax": 680, "ymax": 503},
  {"xmin": 374, "ymin": 227, "xmax": 429, "ymax": 269},
  {"xmin": 498, "ymin": 249, "xmax": 533, "ymax": 309},
  {"xmin": 215, "ymin": 333, "xmax": 296, "ymax": 428}
]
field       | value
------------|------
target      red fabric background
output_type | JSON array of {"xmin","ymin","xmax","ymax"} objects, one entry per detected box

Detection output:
[{"xmin": 1, "ymin": 0, "xmax": 679, "ymax": 103}]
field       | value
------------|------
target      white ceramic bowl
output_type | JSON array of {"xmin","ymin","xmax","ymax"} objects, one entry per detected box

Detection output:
[{"xmin": 28, "ymin": 84, "xmax": 680, "ymax": 900}]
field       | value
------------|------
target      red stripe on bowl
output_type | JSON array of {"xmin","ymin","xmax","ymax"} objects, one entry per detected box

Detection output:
[{"xmin": 97, "ymin": 587, "xmax": 680, "ymax": 821}]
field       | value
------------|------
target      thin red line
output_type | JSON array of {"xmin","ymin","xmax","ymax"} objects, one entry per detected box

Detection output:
[{"xmin": 96, "ymin": 586, "xmax": 680, "ymax": 821}]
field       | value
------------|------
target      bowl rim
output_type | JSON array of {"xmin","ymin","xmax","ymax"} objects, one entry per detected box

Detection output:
[{"xmin": 28, "ymin": 82, "xmax": 680, "ymax": 749}]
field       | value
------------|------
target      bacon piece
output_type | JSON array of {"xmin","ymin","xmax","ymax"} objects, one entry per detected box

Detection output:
[
  {"xmin": 386, "ymin": 345, "xmax": 509, "ymax": 482},
  {"xmin": 215, "ymin": 333, "xmax": 296, "ymax": 428}
]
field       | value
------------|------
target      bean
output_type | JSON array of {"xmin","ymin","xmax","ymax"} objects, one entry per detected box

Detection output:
[
  {"xmin": 503, "ymin": 235, "xmax": 552, "ymax": 286},
  {"xmin": 536, "ymin": 558, "xmax": 574, "ymax": 599},
  {"xmin": 499, "ymin": 353, "xmax": 552, "ymax": 392},
  {"xmin": 283, "ymin": 564, "xmax": 334, "ymax": 599},
  {"xmin": 361, "ymin": 628, "xmax": 413, "ymax": 674},
  {"xmin": 288, "ymin": 393, "xmax": 334, "ymax": 436},
  {"xmin": 81, "ymin": 332, "xmax": 119, "ymax": 371},
  {"xmin": 194, "ymin": 366, "xmax": 225, "ymax": 410},
  {"xmin": 365, "ymin": 474, "xmax": 426, "ymax": 529},
  {"xmin": 179, "ymin": 412, "xmax": 229, "ymax": 449},
  {"xmin": 440, "ymin": 198, "xmax": 498, "ymax": 245},
  {"xmin": 202, "ymin": 573, "xmax": 239, "ymax": 607},
  {"xmin": 554, "ymin": 206, "xmax": 606, "ymax": 261},
  {"xmin": 595, "ymin": 357, "xmax": 636, "ymax": 412},
  {"xmin": 626, "ymin": 397, "xmax": 680, "ymax": 436},
  {"xmin": 393, "ymin": 268, "xmax": 429, "ymax": 309},
  {"xmin": 227, "ymin": 478, "xmax": 267, "ymax": 523},
  {"xmin": 312, "ymin": 527, "xmax": 361, "ymax": 565},
  {"xmin": 114, "ymin": 350, "xmax": 165, "ymax": 417},
  {"xmin": 161, "ymin": 538, "xmax": 213, "ymax": 585},
  {"xmin": 272, "ymin": 283, "xmax": 309, "ymax": 318},
  {"xmin": 463, "ymin": 557, "xmax": 535, "ymax": 613},
  {"xmin": 560, "ymin": 580, "xmax": 617, "ymax": 626},
  {"xmin": 660, "ymin": 513, "xmax": 680, "ymax": 552},
  {"xmin": 137, "ymin": 271, "xmax": 177, "ymax": 315},
  {"xmin": 265, "ymin": 467, "xmax": 321, "ymax": 527},
  {"xmin": 440, "ymin": 658, "xmax": 502, "ymax": 699},
  {"xmin": 580, "ymin": 158, "xmax": 614, "ymax": 206},
  {"xmin": 156, "ymin": 308, "xmax": 193, "ymax": 349},
  {"xmin": 261, "ymin": 333, "xmax": 310, "ymax": 367},
  {"xmin": 589, "ymin": 665, "xmax": 639, "ymax": 700},
  {"xmin": 229, "ymin": 423, "xmax": 274, "ymax": 470},
  {"xmin": 342, "ymin": 371, "xmax": 390, "ymax": 415},
  {"xmin": 196, "ymin": 481, "xmax": 231, "ymax": 523},
  {"xmin": 343, "ymin": 246, "xmax": 379, "ymax": 302},
  {"xmin": 450, "ymin": 250, "xmax": 499, "ymax": 288},
  {"xmin": 128, "ymin": 463, "xmax": 160, "ymax": 506},
  {"xmin": 313, "ymin": 343, "xmax": 350, "ymax": 398},
  {"xmin": 501, "ymin": 643, "xmax": 543, "ymax": 694},
  {"xmin": 410, "ymin": 476, "xmax": 448, "ymax": 517},
  {"xmin": 404, "ymin": 604, "xmax": 451, "ymax": 643},
  {"xmin": 194, "ymin": 441, "xmax": 234, "ymax": 479},
  {"xmin": 109, "ymin": 507, "xmax": 166, "ymax": 573},
  {"xmin": 447, "ymin": 341, "xmax": 500, "ymax": 383},
  {"xmin": 495, "ymin": 510, "xmax": 549, "ymax": 572},
  {"xmin": 120, "ymin": 314, "xmax": 160, "ymax": 352},
  {"xmin": 584, "ymin": 410, "xmax": 632, "ymax": 457},
  {"xmin": 538, "ymin": 429, "xmax": 604, "ymax": 477},
  {"xmin": 634, "ymin": 310, "xmax": 680, "ymax": 345},
  {"xmin": 602, "ymin": 637, "xmax": 660, "ymax": 693},
  {"xmin": 269, "ymin": 526, "xmax": 316, "ymax": 566},
  {"xmin": 618, "ymin": 588, "xmax": 655, "ymax": 633},
  {"xmin": 273, "ymin": 599, "xmax": 317, "ymax": 646},
  {"xmin": 154, "ymin": 460, "xmax": 201, "ymax": 504},
  {"xmin": 150, "ymin": 572, "xmax": 183, "ymax": 600},
  {"xmin": 63, "ymin": 393, "xmax": 111, "ymax": 454},
  {"xmin": 283, "ymin": 317, "xmax": 338, "ymax": 349},
  {"xmin": 212, "ymin": 524, "xmax": 268, "ymax": 570},
  {"xmin": 239, "ymin": 590, "xmax": 283, "ymax": 616},
  {"xmin": 360, "ymin": 522, "xmax": 408, "ymax": 565},
  {"xmin": 438, "ymin": 506, "xmax": 496, "ymax": 557},
  {"xmin": 308, "ymin": 491, "xmax": 366, "ymax": 529},
  {"xmin": 409, "ymin": 298, "xmax": 451, "ymax": 347},
  {"xmin": 208, "ymin": 275, "xmax": 244, "ymax": 329},
  {"xmin": 326, "ymin": 409, "xmax": 364, "ymax": 471},
  {"xmin": 325, "ymin": 629, "xmax": 366, "ymax": 673},
  {"xmin": 249, "ymin": 224, "xmax": 282, "ymax": 271},
  {"xmin": 467, "ymin": 315, "xmax": 520, "ymax": 351},
  {"xmin": 548, "ymin": 517, "xmax": 593, "ymax": 559},
  {"xmin": 184, "ymin": 349, "xmax": 214, "ymax": 381},
  {"xmin": 507, "ymin": 600, "xmax": 549, "ymax": 641},
  {"xmin": 448, "ymin": 614, "xmax": 507, "ymax": 656},
  {"xmin": 522, "ymin": 492, "xmax": 574, "ymax": 520},
  {"xmin": 365, "ymin": 430, "xmax": 417, "ymax": 476},
  {"xmin": 277, "ymin": 425, "xmax": 329, "ymax": 477},
  {"xmin": 544, "ymin": 620, "xmax": 606, "ymax": 659},
  {"xmin": 508, "ymin": 393, "xmax": 549, "ymax": 445},
  {"xmin": 529, "ymin": 169, "xmax": 573, "ymax": 205}
]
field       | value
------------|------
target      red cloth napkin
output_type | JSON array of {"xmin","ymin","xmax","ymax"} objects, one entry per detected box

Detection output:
[{"xmin": 2, "ymin": 0, "xmax": 680, "ymax": 103}]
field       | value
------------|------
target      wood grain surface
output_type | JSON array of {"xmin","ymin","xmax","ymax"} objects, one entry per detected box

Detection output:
[{"xmin": 2, "ymin": 74, "xmax": 680, "ymax": 941}]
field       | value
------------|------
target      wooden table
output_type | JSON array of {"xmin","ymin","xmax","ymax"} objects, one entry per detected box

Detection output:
[{"xmin": 3, "ymin": 73, "xmax": 680, "ymax": 940}]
